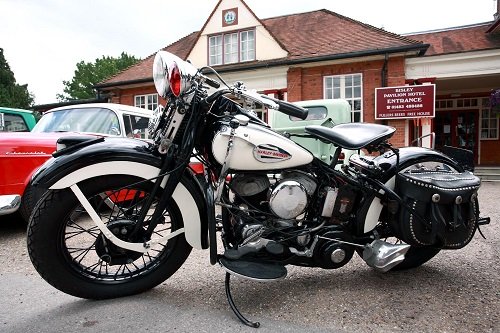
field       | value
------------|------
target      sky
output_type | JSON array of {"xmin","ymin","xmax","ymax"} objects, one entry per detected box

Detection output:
[{"xmin": 0, "ymin": 0, "xmax": 497, "ymax": 105}]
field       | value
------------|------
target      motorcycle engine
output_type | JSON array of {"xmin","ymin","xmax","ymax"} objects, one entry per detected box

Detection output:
[
  {"xmin": 225, "ymin": 170, "xmax": 318, "ymax": 259},
  {"xmin": 230, "ymin": 170, "xmax": 317, "ymax": 220}
]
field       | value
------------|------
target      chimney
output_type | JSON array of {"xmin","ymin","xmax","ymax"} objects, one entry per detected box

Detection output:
[{"xmin": 495, "ymin": 0, "xmax": 500, "ymax": 20}]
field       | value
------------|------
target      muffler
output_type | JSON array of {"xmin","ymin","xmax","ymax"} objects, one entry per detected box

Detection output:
[{"xmin": 362, "ymin": 240, "xmax": 411, "ymax": 272}]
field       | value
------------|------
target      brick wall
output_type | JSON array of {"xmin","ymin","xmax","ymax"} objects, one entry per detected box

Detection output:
[
  {"xmin": 106, "ymin": 85, "xmax": 159, "ymax": 105},
  {"xmin": 287, "ymin": 56, "xmax": 407, "ymax": 147}
]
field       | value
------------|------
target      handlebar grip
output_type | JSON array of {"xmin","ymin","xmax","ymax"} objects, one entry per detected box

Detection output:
[
  {"xmin": 262, "ymin": 96, "xmax": 309, "ymax": 120},
  {"xmin": 204, "ymin": 77, "xmax": 220, "ymax": 89},
  {"xmin": 278, "ymin": 101, "xmax": 309, "ymax": 120}
]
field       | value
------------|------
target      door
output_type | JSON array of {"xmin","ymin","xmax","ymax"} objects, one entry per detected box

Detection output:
[{"xmin": 434, "ymin": 110, "xmax": 478, "ymax": 164}]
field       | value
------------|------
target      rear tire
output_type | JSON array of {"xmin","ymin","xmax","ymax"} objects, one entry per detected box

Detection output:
[
  {"xmin": 389, "ymin": 245, "xmax": 440, "ymax": 271},
  {"xmin": 361, "ymin": 158, "xmax": 463, "ymax": 271},
  {"xmin": 27, "ymin": 175, "xmax": 196, "ymax": 299},
  {"xmin": 356, "ymin": 240, "xmax": 440, "ymax": 271}
]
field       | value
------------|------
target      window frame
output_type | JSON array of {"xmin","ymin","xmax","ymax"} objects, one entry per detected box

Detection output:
[
  {"xmin": 0, "ymin": 113, "xmax": 29, "ymax": 132},
  {"xmin": 480, "ymin": 97, "xmax": 499, "ymax": 140},
  {"xmin": 134, "ymin": 93, "xmax": 159, "ymax": 111},
  {"xmin": 208, "ymin": 28, "xmax": 256, "ymax": 66},
  {"xmin": 323, "ymin": 73, "xmax": 363, "ymax": 122},
  {"xmin": 435, "ymin": 97, "xmax": 498, "ymax": 141}
]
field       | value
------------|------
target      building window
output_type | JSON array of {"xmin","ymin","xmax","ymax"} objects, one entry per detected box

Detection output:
[
  {"xmin": 324, "ymin": 74, "xmax": 362, "ymax": 122},
  {"xmin": 135, "ymin": 93, "xmax": 158, "ymax": 111},
  {"xmin": 208, "ymin": 29, "xmax": 255, "ymax": 66},
  {"xmin": 240, "ymin": 30, "xmax": 255, "ymax": 62},
  {"xmin": 480, "ymin": 97, "xmax": 498, "ymax": 140},
  {"xmin": 224, "ymin": 33, "xmax": 238, "ymax": 64},
  {"xmin": 209, "ymin": 35, "xmax": 223, "ymax": 65}
]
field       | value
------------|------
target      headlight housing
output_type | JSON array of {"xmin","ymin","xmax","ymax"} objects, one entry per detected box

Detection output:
[{"xmin": 153, "ymin": 51, "xmax": 197, "ymax": 98}]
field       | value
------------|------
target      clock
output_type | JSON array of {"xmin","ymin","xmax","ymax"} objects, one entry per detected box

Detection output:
[{"xmin": 222, "ymin": 8, "xmax": 238, "ymax": 26}]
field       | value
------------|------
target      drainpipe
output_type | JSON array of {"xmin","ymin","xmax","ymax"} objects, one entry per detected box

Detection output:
[
  {"xmin": 381, "ymin": 54, "xmax": 389, "ymax": 125},
  {"xmin": 381, "ymin": 53, "xmax": 388, "ymax": 87}
]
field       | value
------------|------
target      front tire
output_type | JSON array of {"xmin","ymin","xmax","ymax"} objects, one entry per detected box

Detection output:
[{"xmin": 27, "ymin": 175, "xmax": 194, "ymax": 299}]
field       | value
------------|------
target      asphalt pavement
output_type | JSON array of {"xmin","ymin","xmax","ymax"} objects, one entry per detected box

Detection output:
[{"xmin": 0, "ymin": 182, "xmax": 498, "ymax": 333}]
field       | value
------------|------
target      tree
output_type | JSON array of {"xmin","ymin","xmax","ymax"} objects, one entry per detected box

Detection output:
[
  {"xmin": 0, "ymin": 48, "xmax": 34, "ymax": 108},
  {"xmin": 58, "ymin": 52, "xmax": 140, "ymax": 101}
]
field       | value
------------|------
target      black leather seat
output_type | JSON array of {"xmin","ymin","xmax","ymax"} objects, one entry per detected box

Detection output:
[{"xmin": 305, "ymin": 123, "xmax": 396, "ymax": 150}]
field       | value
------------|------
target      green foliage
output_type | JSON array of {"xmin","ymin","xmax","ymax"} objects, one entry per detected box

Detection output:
[
  {"xmin": 58, "ymin": 52, "xmax": 140, "ymax": 101},
  {"xmin": 0, "ymin": 48, "xmax": 34, "ymax": 108}
]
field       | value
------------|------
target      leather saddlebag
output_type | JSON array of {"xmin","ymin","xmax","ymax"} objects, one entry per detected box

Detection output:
[{"xmin": 395, "ymin": 170, "xmax": 481, "ymax": 249}]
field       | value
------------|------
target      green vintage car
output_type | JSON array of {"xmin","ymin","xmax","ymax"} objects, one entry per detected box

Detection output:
[
  {"xmin": 0, "ymin": 107, "xmax": 37, "ymax": 132},
  {"xmin": 271, "ymin": 99, "xmax": 355, "ymax": 165}
]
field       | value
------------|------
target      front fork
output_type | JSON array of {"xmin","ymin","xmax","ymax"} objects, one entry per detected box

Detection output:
[{"xmin": 129, "ymin": 148, "xmax": 186, "ymax": 240}]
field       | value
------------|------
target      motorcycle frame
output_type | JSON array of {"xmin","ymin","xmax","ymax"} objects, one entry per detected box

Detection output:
[{"xmin": 29, "ymin": 88, "xmax": 463, "ymax": 260}]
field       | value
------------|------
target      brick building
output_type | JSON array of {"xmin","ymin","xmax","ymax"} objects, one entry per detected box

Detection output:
[{"xmin": 96, "ymin": 0, "xmax": 500, "ymax": 166}]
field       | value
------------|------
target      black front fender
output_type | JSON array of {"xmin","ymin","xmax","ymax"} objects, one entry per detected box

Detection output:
[
  {"xmin": 30, "ymin": 137, "xmax": 209, "ymax": 249},
  {"xmin": 32, "ymin": 137, "xmax": 161, "ymax": 188}
]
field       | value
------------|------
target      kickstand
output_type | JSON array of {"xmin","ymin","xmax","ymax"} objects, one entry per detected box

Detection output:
[{"xmin": 224, "ymin": 272, "xmax": 260, "ymax": 328}]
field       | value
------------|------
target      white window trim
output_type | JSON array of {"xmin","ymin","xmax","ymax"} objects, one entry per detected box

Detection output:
[
  {"xmin": 134, "ymin": 93, "xmax": 159, "ymax": 111},
  {"xmin": 208, "ymin": 29, "xmax": 256, "ymax": 66},
  {"xmin": 323, "ymin": 73, "xmax": 363, "ymax": 122},
  {"xmin": 479, "ymin": 97, "xmax": 499, "ymax": 141},
  {"xmin": 209, "ymin": 35, "xmax": 223, "ymax": 66},
  {"xmin": 436, "ymin": 97, "xmax": 498, "ymax": 141}
]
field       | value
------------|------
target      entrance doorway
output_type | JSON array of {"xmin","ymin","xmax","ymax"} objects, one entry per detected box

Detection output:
[{"xmin": 434, "ymin": 110, "xmax": 479, "ymax": 164}]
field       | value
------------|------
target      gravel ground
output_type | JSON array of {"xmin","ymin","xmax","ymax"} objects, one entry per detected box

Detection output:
[{"xmin": 0, "ymin": 182, "xmax": 498, "ymax": 333}]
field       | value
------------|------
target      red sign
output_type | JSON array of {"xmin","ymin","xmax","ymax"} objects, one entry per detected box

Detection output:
[{"xmin": 375, "ymin": 84, "xmax": 435, "ymax": 120}]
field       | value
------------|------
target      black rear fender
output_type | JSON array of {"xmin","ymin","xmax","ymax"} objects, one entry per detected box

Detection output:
[{"xmin": 356, "ymin": 147, "xmax": 463, "ymax": 235}]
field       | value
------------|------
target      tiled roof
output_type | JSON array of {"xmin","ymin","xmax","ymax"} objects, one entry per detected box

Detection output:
[
  {"xmin": 264, "ymin": 9, "xmax": 423, "ymax": 60},
  {"xmin": 98, "ymin": 32, "xmax": 199, "ymax": 87},
  {"xmin": 405, "ymin": 22, "xmax": 500, "ymax": 56},
  {"xmin": 97, "ymin": 9, "xmax": 452, "ymax": 87}
]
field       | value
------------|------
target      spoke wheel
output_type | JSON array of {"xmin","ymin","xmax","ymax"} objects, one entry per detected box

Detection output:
[{"xmin": 28, "ymin": 175, "xmax": 194, "ymax": 299}]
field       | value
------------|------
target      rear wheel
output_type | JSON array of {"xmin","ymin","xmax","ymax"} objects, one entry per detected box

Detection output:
[
  {"xmin": 356, "ymin": 236, "xmax": 440, "ymax": 271},
  {"xmin": 27, "ymin": 175, "xmax": 194, "ymax": 299},
  {"xmin": 363, "ymin": 158, "xmax": 463, "ymax": 271}
]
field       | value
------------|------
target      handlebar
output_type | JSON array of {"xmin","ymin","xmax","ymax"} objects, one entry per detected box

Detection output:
[
  {"xmin": 204, "ymin": 86, "xmax": 309, "ymax": 120},
  {"xmin": 202, "ymin": 76, "xmax": 220, "ymax": 89},
  {"xmin": 261, "ymin": 95, "xmax": 309, "ymax": 120}
]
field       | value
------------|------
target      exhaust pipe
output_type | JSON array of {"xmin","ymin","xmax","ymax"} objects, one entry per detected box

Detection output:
[{"xmin": 362, "ymin": 240, "xmax": 411, "ymax": 272}]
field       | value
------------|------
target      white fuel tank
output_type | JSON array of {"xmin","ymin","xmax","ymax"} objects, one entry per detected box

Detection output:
[{"xmin": 212, "ymin": 123, "xmax": 313, "ymax": 171}]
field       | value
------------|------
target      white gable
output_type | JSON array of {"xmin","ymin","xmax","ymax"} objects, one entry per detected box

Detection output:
[{"xmin": 187, "ymin": 0, "xmax": 287, "ymax": 67}]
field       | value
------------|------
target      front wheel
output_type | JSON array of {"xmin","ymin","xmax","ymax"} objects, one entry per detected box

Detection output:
[{"xmin": 27, "ymin": 175, "xmax": 194, "ymax": 299}]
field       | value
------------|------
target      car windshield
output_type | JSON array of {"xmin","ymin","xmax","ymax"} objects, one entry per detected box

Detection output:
[{"xmin": 32, "ymin": 107, "xmax": 120, "ymax": 135}]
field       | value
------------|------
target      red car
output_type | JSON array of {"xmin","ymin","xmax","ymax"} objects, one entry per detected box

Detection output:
[{"xmin": 0, "ymin": 103, "xmax": 153, "ymax": 222}]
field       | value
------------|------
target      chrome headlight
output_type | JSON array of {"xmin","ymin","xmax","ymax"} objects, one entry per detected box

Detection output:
[{"xmin": 153, "ymin": 51, "xmax": 198, "ymax": 98}]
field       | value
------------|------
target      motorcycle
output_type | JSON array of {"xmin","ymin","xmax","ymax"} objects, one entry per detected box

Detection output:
[{"xmin": 27, "ymin": 51, "xmax": 490, "ymax": 328}]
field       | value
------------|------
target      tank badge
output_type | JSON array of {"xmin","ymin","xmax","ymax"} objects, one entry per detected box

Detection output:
[{"xmin": 254, "ymin": 144, "xmax": 292, "ymax": 163}]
